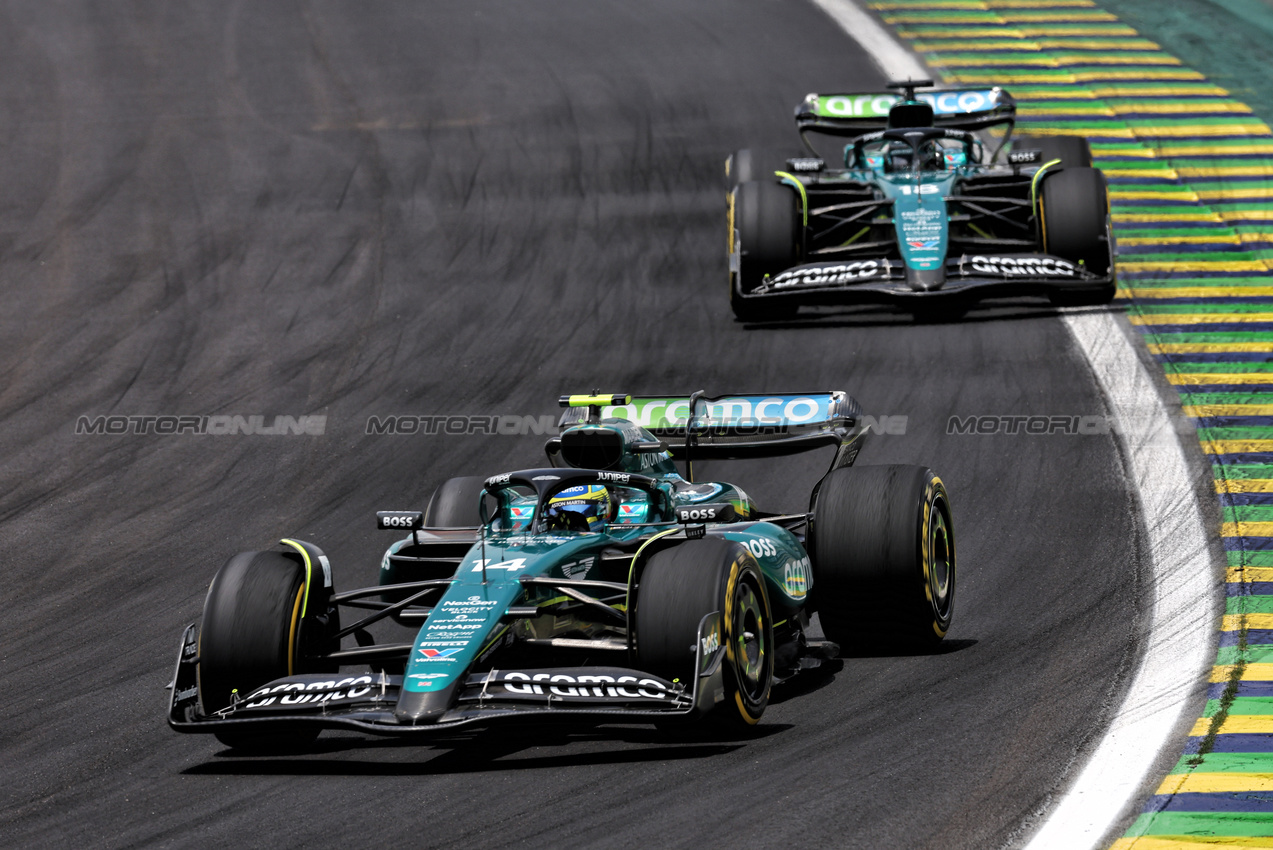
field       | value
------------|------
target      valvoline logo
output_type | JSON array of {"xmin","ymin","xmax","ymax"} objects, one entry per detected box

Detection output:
[{"xmin": 418, "ymin": 647, "xmax": 461, "ymax": 661}]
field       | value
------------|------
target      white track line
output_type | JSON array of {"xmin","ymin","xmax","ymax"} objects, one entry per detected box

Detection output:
[{"xmin": 807, "ymin": 1, "xmax": 1217, "ymax": 846}]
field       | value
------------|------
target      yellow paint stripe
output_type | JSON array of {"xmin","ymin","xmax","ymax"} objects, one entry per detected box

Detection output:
[
  {"xmin": 1119, "ymin": 261, "xmax": 1268, "ymax": 272},
  {"xmin": 1158, "ymin": 343, "xmax": 1273, "ymax": 354},
  {"xmin": 1112, "ymin": 103, "xmax": 1255, "ymax": 115},
  {"xmin": 1222, "ymin": 211, "xmax": 1273, "ymax": 221},
  {"xmin": 1111, "ymin": 838, "xmax": 1273, "ymax": 849},
  {"xmin": 1207, "ymin": 441, "xmax": 1273, "ymax": 455},
  {"xmin": 1101, "ymin": 169, "xmax": 1181, "ymax": 179},
  {"xmin": 1126, "ymin": 124, "xmax": 1273, "ymax": 136},
  {"xmin": 1180, "ymin": 167, "xmax": 1273, "ymax": 177},
  {"xmin": 1155, "ymin": 772, "xmax": 1273, "ymax": 794},
  {"xmin": 1021, "ymin": 106, "xmax": 1118, "ymax": 116},
  {"xmin": 1110, "ymin": 190, "xmax": 1201, "ymax": 201},
  {"xmin": 1118, "ymin": 235, "xmax": 1237, "ymax": 245},
  {"xmin": 1223, "ymin": 521, "xmax": 1273, "ymax": 536},
  {"xmin": 1200, "ymin": 189, "xmax": 1273, "ymax": 201},
  {"xmin": 1216, "ymin": 479, "xmax": 1273, "ymax": 494},
  {"xmin": 1226, "ymin": 566, "xmax": 1273, "ymax": 582},
  {"xmin": 1210, "ymin": 664, "xmax": 1273, "ymax": 683},
  {"xmin": 1191, "ymin": 405, "xmax": 1273, "ymax": 416},
  {"xmin": 899, "ymin": 27, "xmax": 1138, "ymax": 38},
  {"xmin": 1113, "ymin": 213, "xmax": 1223, "ymax": 223},
  {"xmin": 912, "ymin": 40, "xmax": 1161, "ymax": 51},
  {"xmin": 1095, "ymin": 86, "xmax": 1232, "ymax": 96},
  {"xmin": 1132, "ymin": 314, "xmax": 1273, "ymax": 326},
  {"xmin": 1224, "ymin": 614, "xmax": 1273, "ymax": 630},
  {"xmin": 1130, "ymin": 287, "xmax": 1273, "ymax": 298},
  {"xmin": 1188, "ymin": 715, "xmax": 1273, "ymax": 736}
]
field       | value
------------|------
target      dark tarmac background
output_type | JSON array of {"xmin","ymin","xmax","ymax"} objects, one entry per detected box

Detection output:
[{"xmin": 0, "ymin": 2, "xmax": 1146, "ymax": 847}]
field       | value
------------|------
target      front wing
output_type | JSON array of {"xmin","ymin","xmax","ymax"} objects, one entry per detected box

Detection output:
[
  {"xmin": 167, "ymin": 615, "xmax": 728, "ymax": 736},
  {"xmin": 738, "ymin": 253, "xmax": 1113, "ymax": 307}
]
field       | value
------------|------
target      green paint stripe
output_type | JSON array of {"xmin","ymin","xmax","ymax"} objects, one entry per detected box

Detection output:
[
  {"xmin": 1230, "ymin": 552, "xmax": 1273, "ymax": 567},
  {"xmin": 1225, "ymin": 597, "xmax": 1273, "ymax": 615},
  {"xmin": 1217, "ymin": 646, "xmax": 1273, "ymax": 665},
  {"xmin": 1201, "ymin": 699, "xmax": 1273, "ymax": 719},
  {"xmin": 1224, "ymin": 506, "xmax": 1273, "ymax": 521},
  {"xmin": 1162, "ymin": 336, "xmax": 1273, "ymax": 345},
  {"xmin": 1173, "ymin": 750, "xmax": 1273, "ymax": 770},
  {"xmin": 1125, "ymin": 811, "xmax": 1273, "ymax": 838},
  {"xmin": 1212, "ymin": 463, "xmax": 1273, "ymax": 477}
]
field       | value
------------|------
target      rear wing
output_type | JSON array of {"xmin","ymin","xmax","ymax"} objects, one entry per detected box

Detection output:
[
  {"xmin": 557, "ymin": 391, "xmax": 868, "ymax": 469},
  {"xmin": 795, "ymin": 87, "xmax": 1016, "ymax": 138}
]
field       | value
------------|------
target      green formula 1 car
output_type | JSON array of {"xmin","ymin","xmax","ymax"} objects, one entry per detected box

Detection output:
[
  {"xmin": 726, "ymin": 80, "xmax": 1115, "ymax": 320},
  {"xmin": 167, "ymin": 391, "xmax": 955, "ymax": 749}
]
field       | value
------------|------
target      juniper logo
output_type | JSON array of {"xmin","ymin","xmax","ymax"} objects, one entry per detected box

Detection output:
[{"xmin": 75, "ymin": 415, "xmax": 326, "ymax": 436}]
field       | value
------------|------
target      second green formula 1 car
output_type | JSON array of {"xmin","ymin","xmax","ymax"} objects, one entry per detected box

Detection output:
[{"xmin": 727, "ymin": 80, "xmax": 1114, "ymax": 320}]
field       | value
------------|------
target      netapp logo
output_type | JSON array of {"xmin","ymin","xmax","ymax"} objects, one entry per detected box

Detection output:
[
  {"xmin": 968, "ymin": 256, "xmax": 1076, "ymax": 277},
  {"xmin": 769, "ymin": 261, "xmax": 883, "ymax": 288}
]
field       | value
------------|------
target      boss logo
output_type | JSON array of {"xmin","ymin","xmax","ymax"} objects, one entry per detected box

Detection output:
[
  {"xmin": 786, "ymin": 157, "xmax": 825, "ymax": 172},
  {"xmin": 676, "ymin": 503, "xmax": 735, "ymax": 524},
  {"xmin": 377, "ymin": 511, "xmax": 423, "ymax": 530},
  {"xmin": 1008, "ymin": 149, "xmax": 1043, "ymax": 164},
  {"xmin": 744, "ymin": 538, "xmax": 778, "ymax": 559}
]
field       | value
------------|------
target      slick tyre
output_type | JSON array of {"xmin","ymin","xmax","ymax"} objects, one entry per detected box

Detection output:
[
  {"xmin": 198, "ymin": 550, "xmax": 320, "ymax": 750},
  {"xmin": 1039, "ymin": 166, "xmax": 1114, "ymax": 304},
  {"xmin": 810, "ymin": 465, "xmax": 955, "ymax": 649},
  {"xmin": 730, "ymin": 179, "xmax": 798, "ymax": 321},
  {"xmin": 726, "ymin": 147, "xmax": 805, "ymax": 187},
  {"xmin": 424, "ymin": 476, "xmax": 487, "ymax": 527},
  {"xmin": 637, "ymin": 538, "xmax": 774, "ymax": 725},
  {"xmin": 1013, "ymin": 134, "xmax": 1092, "ymax": 168}
]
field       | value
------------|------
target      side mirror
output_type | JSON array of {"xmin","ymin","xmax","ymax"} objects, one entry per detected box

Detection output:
[{"xmin": 376, "ymin": 511, "xmax": 423, "ymax": 531}]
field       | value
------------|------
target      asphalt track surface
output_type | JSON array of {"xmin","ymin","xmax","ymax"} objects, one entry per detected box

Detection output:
[{"xmin": 0, "ymin": 2, "xmax": 1158, "ymax": 847}]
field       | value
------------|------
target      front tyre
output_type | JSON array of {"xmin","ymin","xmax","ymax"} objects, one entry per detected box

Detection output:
[
  {"xmin": 810, "ymin": 465, "xmax": 955, "ymax": 649},
  {"xmin": 1039, "ymin": 167, "xmax": 1114, "ymax": 306},
  {"xmin": 730, "ymin": 179, "xmax": 798, "ymax": 321},
  {"xmin": 198, "ymin": 550, "xmax": 322, "ymax": 750},
  {"xmin": 636, "ymin": 538, "xmax": 774, "ymax": 724}
]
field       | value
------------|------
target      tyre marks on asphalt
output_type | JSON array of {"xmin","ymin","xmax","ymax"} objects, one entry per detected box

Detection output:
[{"xmin": 867, "ymin": 0, "xmax": 1273, "ymax": 844}]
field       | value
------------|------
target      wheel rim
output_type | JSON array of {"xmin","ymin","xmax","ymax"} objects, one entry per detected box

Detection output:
[
  {"xmin": 732, "ymin": 578, "xmax": 769, "ymax": 701},
  {"xmin": 926, "ymin": 497, "xmax": 954, "ymax": 620}
]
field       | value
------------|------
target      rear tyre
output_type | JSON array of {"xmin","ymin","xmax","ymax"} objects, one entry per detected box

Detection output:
[
  {"xmin": 198, "ymin": 550, "xmax": 322, "ymax": 750},
  {"xmin": 1013, "ymin": 134, "xmax": 1092, "ymax": 168},
  {"xmin": 637, "ymin": 538, "xmax": 774, "ymax": 725},
  {"xmin": 424, "ymin": 476, "xmax": 487, "ymax": 527},
  {"xmin": 810, "ymin": 465, "xmax": 955, "ymax": 649},
  {"xmin": 730, "ymin": 180, "xmax": 799, "ymax": 321},
  {"xmin": 1040, "ymin": 167, "xmax": 1114, "ymax": 305}
]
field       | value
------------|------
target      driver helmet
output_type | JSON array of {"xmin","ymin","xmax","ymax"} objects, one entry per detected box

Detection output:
[{"xmin": 545, "ymin": 484, "xmax": 612, "ymax": 532}]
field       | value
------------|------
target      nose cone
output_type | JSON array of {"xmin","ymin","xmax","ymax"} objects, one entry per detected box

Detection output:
[{"xmin": 394, "ymin": 681, "xmax": 460, "ymax": 724}]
